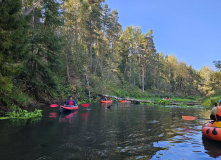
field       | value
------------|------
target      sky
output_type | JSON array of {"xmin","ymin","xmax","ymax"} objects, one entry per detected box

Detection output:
[{"xmin": 105, "ymin": 0, "xmax": 221, "ymax": 71}]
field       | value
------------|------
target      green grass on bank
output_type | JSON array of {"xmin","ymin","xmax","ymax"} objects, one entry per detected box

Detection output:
[
  {"xmin": 76, "ymin": 87, "xmax": 221, "ymax": 107},
  {"xmin": 201, "ymin": 91, "xmax": 221, "ymax": 106},
  {"xmin": 127, "ymin": 95, "xmax": 200, "ymax": 103}
]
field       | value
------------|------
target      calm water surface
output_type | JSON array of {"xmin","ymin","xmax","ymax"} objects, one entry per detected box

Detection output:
[{"xmin": 1, "ymin": 102, "xmax": 221, "ymax": 160}]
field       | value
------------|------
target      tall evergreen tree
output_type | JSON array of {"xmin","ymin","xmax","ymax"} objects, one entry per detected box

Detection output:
[
  {"xmin": 1, "ymin": 0, "xmax": 214, "ymax": 109},
  {"xmin": 19, "ymin": 0, "xmax": 65, "ymax": 99},
  {"xmin": 0, "ymin": 0, "xmax": 29, "ymax": 107}
]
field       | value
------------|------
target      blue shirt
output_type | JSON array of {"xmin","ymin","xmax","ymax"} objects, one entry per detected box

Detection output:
[{"xmin": 65, "ymin": 100, "xmax": 77, "ymax": 105}]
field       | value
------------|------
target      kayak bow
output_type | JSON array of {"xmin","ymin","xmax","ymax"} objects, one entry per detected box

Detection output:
[{"xmin": 60, "ymin": 105, "xmax": 79, "ymax": 112}]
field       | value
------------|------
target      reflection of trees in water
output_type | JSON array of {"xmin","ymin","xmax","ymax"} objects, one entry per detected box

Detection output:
[
  {"xmin": 1, "ymin": 104, "xmax": 215, "ymax": 159},
  {"xmin": 83, "ymin": 105, "xmax": 191, "ymax": 159},
  {"xmin": 101, "ymin": 102, "xmax": 112, "ymax": 108},
  {"xmin": 118, "ymin": 102, "xmax": 131, "ymax": 108},
  {"xmin": 1, "ymin": 116, "xmax": 42, "ymax": 128},
  {"xmin": 115, "ymin": 106, "xmax": 175, "ymax": 158},
  {"xmin": 92, "ymin": 105, "xmax": 212, "ymax": 159}
]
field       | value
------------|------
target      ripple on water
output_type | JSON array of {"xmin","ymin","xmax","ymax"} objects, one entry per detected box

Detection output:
[
  {"xmin": 0, "ymin": 104, "xmax": 218, "ymax": 160},
  {"xmin": 151, "ymin": 140, "xmax": 208, "ymax": 160}
]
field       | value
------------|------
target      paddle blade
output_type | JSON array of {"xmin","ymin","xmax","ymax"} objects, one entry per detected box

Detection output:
[
  {"xmin": 50, "ymin": 104, "xmax": 59, "ymax": 107},
  {"xmin": 81, "ymin": 104, "xmax": 89, "ymax": 107},
  {"xmin": 182, "ymin": 116, "xmax": 198, "ymax": 120}
]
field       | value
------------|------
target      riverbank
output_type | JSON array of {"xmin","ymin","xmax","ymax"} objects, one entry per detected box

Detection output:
[
  {"xmin": 1, "ymin": 92, "xmax": 218, "ymax": 114},
  {"xmin": 102, "ymin": 95, "xmax": 202, "ymax": 106}
]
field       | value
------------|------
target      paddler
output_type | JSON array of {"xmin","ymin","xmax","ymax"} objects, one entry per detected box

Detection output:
[
  {"xmin": 210, "ymin": 102, "xmax": 221, "ymax": 121},
  {"xmin": 65, "ymin": 95, "xmax": 77, "ymax": 106}
]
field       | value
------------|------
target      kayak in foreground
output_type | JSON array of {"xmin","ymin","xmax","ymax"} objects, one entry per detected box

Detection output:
[
  {"xmin": 100, "ymin": 100, "xmax": 112, "ymax": 103},
  {"xmin": 202, "ymin": 121, "xmax": 221, "ymax": 141},
  {"xmin": 59, "ymin": 105, "xmax": 79, "ymax": 112}
]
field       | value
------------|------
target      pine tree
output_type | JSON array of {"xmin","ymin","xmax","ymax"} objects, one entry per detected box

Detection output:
[
  {"xmin": 0, "ymin": 0, "xmax": 30, "ymax": 107},
  {"xmin": 19, "ymin": 0, "xmax": 65, "ymax": 99}
]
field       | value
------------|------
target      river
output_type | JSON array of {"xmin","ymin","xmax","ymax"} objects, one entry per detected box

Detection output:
[{"xmin": 0, "ymin": 102, "xmax": 221, "ymax": 160}]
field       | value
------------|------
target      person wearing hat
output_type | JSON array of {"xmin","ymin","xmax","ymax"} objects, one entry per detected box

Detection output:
[{"xmin": 65, "ymin": 95, "xmax": 77, "ymax": 106}]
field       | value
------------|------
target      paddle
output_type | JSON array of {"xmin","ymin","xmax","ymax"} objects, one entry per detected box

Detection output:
[
  {"xmin": 81, "ymin": 104, "xmax": 89, "ymax": 107},
  {"xmin": 182, "ymin": 116, "xmax": 211, "ymax": 120},
  {"xmin": 50, "ymin": 104, "xmax": 59, "ymax": 107}
]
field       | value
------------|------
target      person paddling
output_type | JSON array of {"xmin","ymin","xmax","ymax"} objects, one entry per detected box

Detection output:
[
  {"xmin": 210, "ymin": 103, "xmax": 221, "ymax": 121},
  {"xmin": 65, "ymin": 95, "xmax": 77, "ymax": 106}
]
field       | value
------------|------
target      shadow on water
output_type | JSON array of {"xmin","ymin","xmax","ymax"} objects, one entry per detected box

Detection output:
[{"xmin": 202, "ymin": 136, "xmax": 221, "ymax": 158}]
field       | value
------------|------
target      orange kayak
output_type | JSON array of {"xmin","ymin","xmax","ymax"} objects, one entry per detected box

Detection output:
[
  {"xmin": 60, "ymin": 105, "xmax": 79, "ymax": 112},
  {"xmin": 100, "ymin": 100, "xmax": 112, "ymax": 103},
  {"xmin": 119, "ymin": 100, "xmax": 131, "ymax": 103},
  {"xmin": 202, "ymin": 121, "xmax": 221, "ymax": 141}
]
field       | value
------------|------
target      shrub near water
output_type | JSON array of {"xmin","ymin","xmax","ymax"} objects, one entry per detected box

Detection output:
[
  {"xmin": 156, "ymin": 100, "xmax": 171, "ymax": 105},
  {"xmin": 0, "ymin": 108, "xmax": 42, "ymax": 120}
]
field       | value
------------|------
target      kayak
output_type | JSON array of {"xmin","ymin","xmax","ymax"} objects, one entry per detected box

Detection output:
[
  {"xmin": 119, "ymin": 100, "xmax": 131, "ymax": 103},
  {"xmin": 59, "ymin": 105, "xmax": 79, "ymax": 112},
  {"xmin": 202, "ymin": 121, "xmax": 221, "ymax": 141},
  {"xmin": 100, "ymin": 100, "xmax": 112, "ymax": 103}
]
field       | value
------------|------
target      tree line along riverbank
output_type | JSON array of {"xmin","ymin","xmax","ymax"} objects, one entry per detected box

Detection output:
[{"xmin": 1, "ymin": 0, "xmax": 221, "ymax": 112}]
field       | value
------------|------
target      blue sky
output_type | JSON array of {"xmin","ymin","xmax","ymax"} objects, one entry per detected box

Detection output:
[{"xmin": 105, "ymin": 0, "xmax": 221, "ymax": 71}]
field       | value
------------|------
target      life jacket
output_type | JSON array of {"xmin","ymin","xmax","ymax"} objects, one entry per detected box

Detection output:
[
  {"xmin": 68, "ymin": 100, "xmax": 73, "ymax": 105},
  {"xmin": 215, "ymin": 106, "xmax": 221, "ymax": 121}
]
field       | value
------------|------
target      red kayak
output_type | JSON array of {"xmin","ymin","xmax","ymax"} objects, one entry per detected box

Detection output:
[
  {"xmin": 60, "ymin": 105, "xmax": 79, "ymax": 112},
  {"xmin": 100, "ymin": 100, "xmax": 112, "ymax": 103},
  {"xmin": 119, "ymin": 100, "xmax": 131, "ymax": 103}
]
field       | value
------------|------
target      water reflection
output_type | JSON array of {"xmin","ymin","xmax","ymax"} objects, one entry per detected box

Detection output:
[
  {"xmin": 49, "ymin": 112, "xmax": 57, "ymax": 118},
  {"xmin": 59, "ymin": 110, "xmax": 78, "ymax": 123},
  {"xmin": 118, "ymin": 101, "xmax": 131, "ymax": 108},
  {"xmin": 203, "ymin": 136, "xmax": 221, "ymax": 158},
  {"xmin": 3, "ymin": 104, "xmax": 221, "ymax": 160},
  {"xmin": 101, "ymin": 102, "xmax": 112, "ymax": 107},
  {"xmin": 81, "ymin": 112, "xmax": 89, "ymax": 121}
]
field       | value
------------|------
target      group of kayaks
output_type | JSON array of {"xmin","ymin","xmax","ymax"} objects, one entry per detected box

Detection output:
[{"xmin": 59, "ymin": 99, "xmax": 131, "ymax": 112}]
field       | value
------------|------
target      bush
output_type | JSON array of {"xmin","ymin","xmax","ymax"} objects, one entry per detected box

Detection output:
[
  {"xmin": 202, "ymin": 97, "xmax": 220, "ymax": 106},
  {"xmin": 0, "ymin": 108, "xmax": 42, "ymax": 120},
  {"xmin": 156, "ymin": 99, "xmax": 171, "ymax": 105},
  {"xmin": 186, "ymin": 96, "xmax": 197, "ymax": 100}
]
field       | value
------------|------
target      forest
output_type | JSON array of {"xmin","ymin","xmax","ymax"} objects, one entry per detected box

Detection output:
[{"xmin": 1, "ymin": 0, "xmax": 221, "ymax": 110}]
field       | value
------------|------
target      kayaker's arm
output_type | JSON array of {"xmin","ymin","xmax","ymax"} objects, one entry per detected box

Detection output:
[
  {"xmin": 211, "ymin": 107, "xmax": 218, "ymax": 115},
  {"xmin": 65, "ymin": 100, "xmax": 69, "ymax": 105},
  {"xmin": 73, "ymin": 100, "xmax": 77, "ymax": 106}
]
